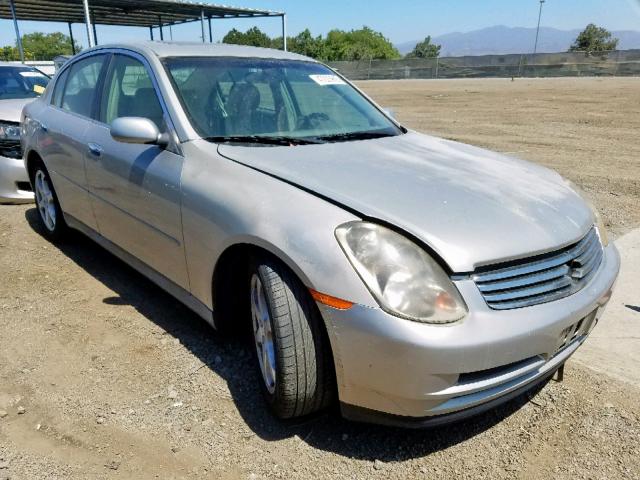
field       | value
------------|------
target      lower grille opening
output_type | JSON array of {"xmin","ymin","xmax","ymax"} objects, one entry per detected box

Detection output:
[
  {"xmin": 16, "ymin": 181, "xmax": 32, "ymax": 192},
  {"xmin": 457, "ymin": 355, "xmax": 542, "ymax": 386},
  {"xmin": 0, "ymin": 140, "xmax": 22, "ymax": 159}
]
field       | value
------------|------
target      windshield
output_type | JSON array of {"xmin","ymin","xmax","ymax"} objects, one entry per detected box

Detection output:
[
  {"xmin": 164, "ymin": 57, "xmax": 402, "ymax": 143},
  {"xmin": 0, "ymin": 67, "xmax": 49, "ymax": 100}
]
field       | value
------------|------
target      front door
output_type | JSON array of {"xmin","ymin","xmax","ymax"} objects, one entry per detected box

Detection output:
[{"xmin": 84, "ymin": 53, "xmax": 189, "ymax": 289}]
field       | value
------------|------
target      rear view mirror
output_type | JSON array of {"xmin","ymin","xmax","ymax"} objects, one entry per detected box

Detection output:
[{"xmin": 110, "ymin": 117, "xmax": 169, "ymax": 146}]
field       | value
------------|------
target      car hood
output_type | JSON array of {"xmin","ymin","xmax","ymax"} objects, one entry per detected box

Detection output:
[
  {"xmin": 218, "ymin": 131, "xmax": 594, "ymax": 272},
  {"xmin": 0, "ymin": 98, "xmax": 35, "ymax": 123}
]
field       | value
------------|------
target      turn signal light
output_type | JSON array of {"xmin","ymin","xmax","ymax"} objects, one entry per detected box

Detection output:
[{"xmin": 309, "ymin": 289, "xmax": 354, "ymax": 310}]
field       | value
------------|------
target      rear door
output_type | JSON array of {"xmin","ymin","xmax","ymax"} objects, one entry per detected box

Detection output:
[
  {"xmin": 38, "ymin": 53, "xmax": 109, "ymax": 230},
  {"xmin": 84, "ymin": 52, "xmax": 189, "ymax": 289}
]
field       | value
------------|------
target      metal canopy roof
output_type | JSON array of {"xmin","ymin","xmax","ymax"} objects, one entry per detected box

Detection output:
[{"xmin": 0, "ymin": 0, "xmax": 284, "ymax": 28}]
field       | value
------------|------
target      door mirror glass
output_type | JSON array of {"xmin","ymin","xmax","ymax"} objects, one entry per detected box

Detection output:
[{"xmin": 110, "ymin": 117, "xmax": 168, "ymax": 146}]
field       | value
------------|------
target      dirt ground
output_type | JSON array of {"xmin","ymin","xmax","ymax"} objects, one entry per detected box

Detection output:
[{"xmin": 1, "ymin": 77, "xmax": 639, "ymax": 479}]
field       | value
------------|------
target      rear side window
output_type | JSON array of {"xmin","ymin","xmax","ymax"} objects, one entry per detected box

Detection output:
[{"xmin": 61, "ymin": 54, "xmax": 107, "ymax": 118}]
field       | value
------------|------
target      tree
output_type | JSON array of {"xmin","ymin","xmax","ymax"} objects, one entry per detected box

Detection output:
[
  {"xmin": 569, "ymin": 24, "xmax": 619, "ymax": 53},
  {"xmin": 20, "ymin": 32, "xmax": 80, "ymax": 60},
  {"xmin": 222, "ymin": 27, "xmax": 272, "ymax": 48},
  {"xmin": 406, "ymin": 36, "xmax": 441, "ymax": 58},
  {"xmin": 221, "ymin": 25, "xmax": 400, "ymax": 62},
  {"xmin": 287, "ymin": 29, "xmax": 327, "ymax": 59},
  {"xmin": 0, "ymin": 32, "xmax": 79, "ymax": 61},
  {"xmin": 323, "ymin": 27, "xmax": 400, "ymax": 61},
  {"xmin": 0, "ymin": 46, "xmax": 20, "ymax": 61}
]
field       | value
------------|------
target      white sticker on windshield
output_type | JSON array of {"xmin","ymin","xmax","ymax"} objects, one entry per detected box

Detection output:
[
  {"xmin": 309, "ymin": 74, "xmax": 346, "ymax": 86},
  {"xmin": 19, "ymin": 71, "xmax": 42, "ymax": 78}
]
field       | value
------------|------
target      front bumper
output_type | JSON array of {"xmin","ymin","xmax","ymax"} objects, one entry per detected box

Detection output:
[
  {"xmin": 321, "ymin": 243, "xmax": 620, "ymax": 423},
  {"xmin": 0, "ymin": 154, "xmax": 33, "ymax": 204}
]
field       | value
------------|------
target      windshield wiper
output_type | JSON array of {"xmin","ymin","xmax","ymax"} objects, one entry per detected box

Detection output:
[
  {"xmin": 205, "ymin": 135, "xmax": 323, "ymax": 146},
  {"xmin": 313, "ymin": 131, "xmax": 397, "ymax": 143}
]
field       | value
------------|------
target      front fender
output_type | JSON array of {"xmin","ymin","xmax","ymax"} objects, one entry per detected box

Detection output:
[{"xmin": 179, "ymin": 140, "xmax": 376, "ymax": 311}]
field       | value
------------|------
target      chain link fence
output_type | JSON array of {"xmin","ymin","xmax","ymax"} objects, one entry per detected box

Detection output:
[{"xmin": 329, "ymin": 49, "xmax": 640, "ymax": 80}]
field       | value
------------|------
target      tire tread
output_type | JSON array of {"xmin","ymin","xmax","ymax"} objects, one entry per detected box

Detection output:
[{"xmin": 253, "ymin": 257, "xmax": 334, "ymax": 418}]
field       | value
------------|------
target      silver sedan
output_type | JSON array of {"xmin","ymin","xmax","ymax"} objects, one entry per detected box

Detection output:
[{"xmin": 21, "ymin": 42, "xmax": 620, "ymax": 427}]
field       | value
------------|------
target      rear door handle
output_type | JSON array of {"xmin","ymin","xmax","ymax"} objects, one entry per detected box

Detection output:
[{"xmin": 87, "ymin": 143, "xmax": 103, "ymax": 158}]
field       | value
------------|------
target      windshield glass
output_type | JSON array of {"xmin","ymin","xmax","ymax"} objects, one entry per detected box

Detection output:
[
  {"xmin": 164, "ymin": 57, "xmax": 402, "ymax": 143},
  {"xmin": 0, "ymin": 67, "xmax": 49, "ymax": 100}
]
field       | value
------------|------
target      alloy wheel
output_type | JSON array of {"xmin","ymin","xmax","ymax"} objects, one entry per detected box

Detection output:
[
  {"xmin": 250, "ymin": 273, "xmax": 277, "ymax": 394},
  {"xmin": 34, "ymin": 170, "xmax": 56, "ymax": 232}
]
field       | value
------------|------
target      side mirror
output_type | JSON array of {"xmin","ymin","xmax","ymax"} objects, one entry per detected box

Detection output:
[
  {"xmin": 110, "ymin": 117, "xmax": 169, "ymax": 146},
  {"xmin": 382, "ymin": 108, "xmax": 396, "ymax": 120}
]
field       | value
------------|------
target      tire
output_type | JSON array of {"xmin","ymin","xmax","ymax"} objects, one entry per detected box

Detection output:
[
  {"xmin": 30, "ymin": 161, "xmax": 68, "ymax": 241},
  {"xmin": 249, "ymin": 256, "xmax": 335, "ymax": 419}
]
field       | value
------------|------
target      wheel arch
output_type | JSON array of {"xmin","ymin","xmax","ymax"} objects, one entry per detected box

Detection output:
[
  {"xmin": 211, "ymin": 239, "xmax": 340, "ymax": 400},
  {"xmin": 25, "ymin": 149, "xmax": 45, "ymax": 179},
  {"xmin": 211, "ymin": 237, "xmax": 334, "ymax": 330},
  {"xmin": 211, "ymin": 239, "xmax": 317, "ymax": 332}
]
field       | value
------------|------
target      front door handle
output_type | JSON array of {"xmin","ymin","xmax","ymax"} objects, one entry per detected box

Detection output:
[{"xmin": 87, "ymin": 143, "xmax": 103, "ymax": 158}]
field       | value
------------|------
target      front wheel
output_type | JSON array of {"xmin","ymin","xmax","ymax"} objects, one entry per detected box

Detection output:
[
  {"xmin": 31, "ymin": 162, "xmax": 68, "ymax": 240},
  {"xmin": 249, "ymin": 256, "xmax": 335, "ymax": 419}
]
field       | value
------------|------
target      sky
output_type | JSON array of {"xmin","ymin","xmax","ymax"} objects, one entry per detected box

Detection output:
[{"xmin": 2, "ymin": 0, "xmax": 640, "ymax": 48}]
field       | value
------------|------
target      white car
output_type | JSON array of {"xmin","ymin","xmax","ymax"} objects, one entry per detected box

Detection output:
[{"xmin": 0, "ymin": 62, "xmax": 49, "ymax": 203}]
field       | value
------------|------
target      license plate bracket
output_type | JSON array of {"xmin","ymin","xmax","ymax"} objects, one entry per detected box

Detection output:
[{"xmin": 555, "ymin": 309, "xmax": 598, "ymax": 354}]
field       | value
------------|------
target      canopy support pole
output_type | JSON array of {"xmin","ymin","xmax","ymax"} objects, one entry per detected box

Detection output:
[
  {"xmin": 82, "ymin": 0, "xmax": 94, "ymax": 48},
  {"xmin": 200, "ymin": 10, "xmax": 206, "ymax": 43},
  {"xmin": 149, "ymin": 26, "xmax": 154, "ymax": 41},
  {"xmin": 208, "ymin": 16, "xmax": 212, "ymax": 42},
  {"xmin": 158, "ymin": 16, "xmax": 164, "ymax": 41},
  {"xmin": 8, "ymin": 0, "xmax": 24, "ymax": 63},
  {"xmin": 91, "ymin": 12, "xmax": 98, "ymax": 45},
  {"xmin": 68, "ymin": 23, "xmax": 76, "ymax": 55},
  {"xmin": 281, "ymin": 14, "xmax": 287, "ymax": 51}
]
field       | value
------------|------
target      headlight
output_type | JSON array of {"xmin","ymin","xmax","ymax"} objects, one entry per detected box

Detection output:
[
  {"xmin": 0, "ymin": 122, "xmax": 21, "ymax": 141},
  {"xmin": 335, "ymin": 222, "xmax": 467, "ymax": 324},
  {"xmin": 566, "ymin": 180, "xmax": 609, "ymax": 247}
]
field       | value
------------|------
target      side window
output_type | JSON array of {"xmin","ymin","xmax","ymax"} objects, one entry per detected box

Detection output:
[
  {"xmin": 100, "ymin": 55, "xmax": 164, "ymax": 129},
  {"xmin": 51, "ymin": 68, "xmax": 69, "ymax": 107},
  {"xmin": 61, "ymin": 55, "xmax": 107, "ymax": 118}
]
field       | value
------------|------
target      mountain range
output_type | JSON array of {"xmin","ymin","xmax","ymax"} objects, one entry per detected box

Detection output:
[{"xmin": 396, "ymin": 26, "xmax": 640, "ymax": 57}]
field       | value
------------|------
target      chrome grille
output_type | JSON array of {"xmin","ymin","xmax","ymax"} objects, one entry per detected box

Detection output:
[{"xmin": 473, "ymin": 228, "xmax": 603, "ymax": 310}]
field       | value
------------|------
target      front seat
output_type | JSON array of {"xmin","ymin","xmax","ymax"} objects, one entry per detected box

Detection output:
[{"xmin": 225, "ymin": 83, "xmax": 260, "ymax": 135}]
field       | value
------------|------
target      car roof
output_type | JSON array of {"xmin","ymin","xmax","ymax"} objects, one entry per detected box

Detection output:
[{"xmin": 86, "ymin": 41, "xmax": 317, "ymax": 63}]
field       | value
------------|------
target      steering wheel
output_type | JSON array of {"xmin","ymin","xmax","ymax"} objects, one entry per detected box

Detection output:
[{"xmin": 296, "ymin": 112, "xmax": 338, "ymax": 131}]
